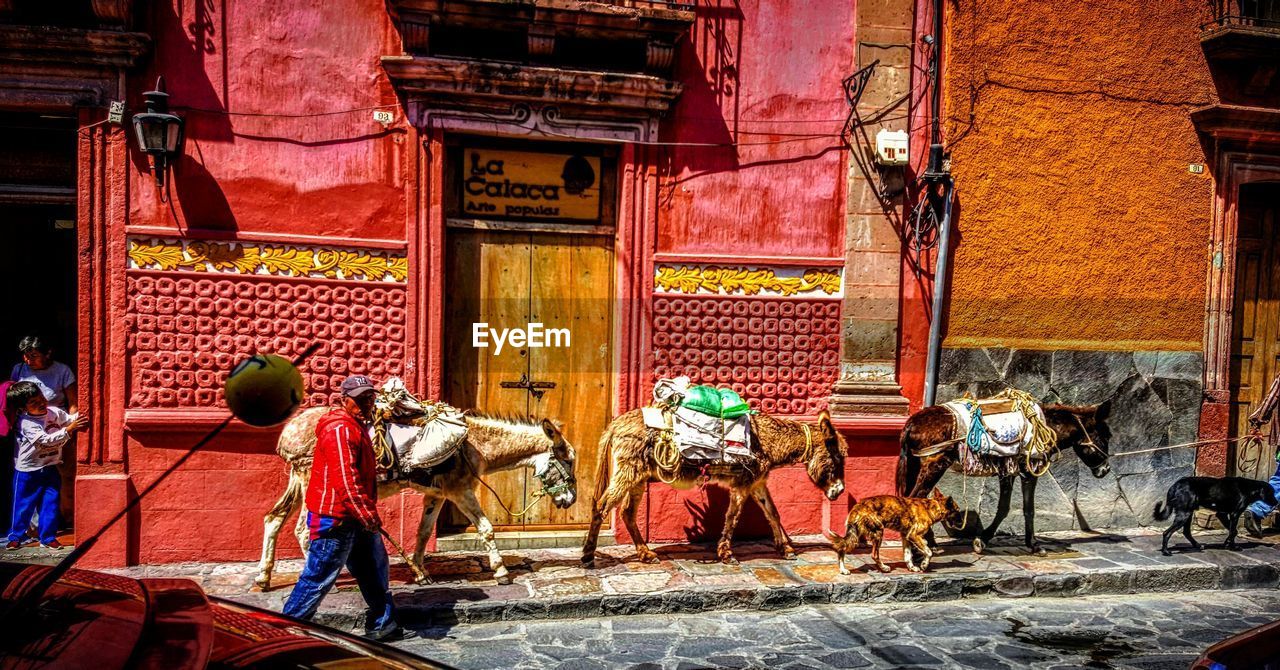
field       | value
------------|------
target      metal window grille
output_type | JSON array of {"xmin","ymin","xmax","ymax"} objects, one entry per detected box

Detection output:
[{"xmin": 1208, "ymin": 0, "xmax": 1280, "ymax": 28}]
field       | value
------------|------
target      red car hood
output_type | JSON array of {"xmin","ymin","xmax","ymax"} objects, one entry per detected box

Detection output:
[{"xmin": 0, "ymin": 562, "xmax": 445, "ymax": 669}]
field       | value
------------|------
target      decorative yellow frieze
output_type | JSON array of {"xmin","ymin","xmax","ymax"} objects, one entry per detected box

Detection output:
[
  {"xmin": 127, "ymin": 237, "xmax": 409, "ymax": 283},
  {"xmin": 655, "ymin": 265, "xmax": 842, "ymax": 297}
]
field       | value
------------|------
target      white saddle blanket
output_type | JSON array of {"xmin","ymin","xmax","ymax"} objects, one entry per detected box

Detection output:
[
  {"xmin": 643, "ymin": 406, "xmax": 752, "ymax": 462},
  {"xmin": 942, "ymin": 400, "xmax": 1041, "ymax": 458},
  {"xmin": 370, "ymin": 406, "xmax": 469, "ymax": 471}
]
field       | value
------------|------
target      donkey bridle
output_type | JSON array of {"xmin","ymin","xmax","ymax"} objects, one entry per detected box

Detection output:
[
  {"xmin": 538, "ymin": 455, "xmax": 576, "ymax": 498},
  {"xmin": 1071, "ymin": 413, "xmax": 1108, "ymax": 464}
]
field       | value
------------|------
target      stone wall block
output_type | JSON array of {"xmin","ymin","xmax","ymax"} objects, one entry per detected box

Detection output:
[
  {"xmin": 985, "ymin": 347, "xmax": 1013, "ymax": 377},
  {"xmin": 1165, "ymin": 378, "xmax": 1204, "ymax": 445},
  {"xmin": 1134, "ymin": 351, "xmax": 1160, "ymax": 382},
  {"xmin": 940, "ymin": 348, "xmax": 1000, "ymax": 384},
  {"xmin": 1109, "ymin": 374, "xmax": 1175, "ymax": 475},
  {"xmin": 1051, "ymin": 351, "xmax": 1138, "ymax": 405},
  {"xmin": 1154, "ymin": 351, "xmax": 1204, "ymax": 381},
  {"xmin": 1003, "ymin": 350, "xmax": 1053, "ymax": 400}
]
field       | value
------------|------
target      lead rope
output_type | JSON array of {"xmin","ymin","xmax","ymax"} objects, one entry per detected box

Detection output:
[
  {"xmin": 653, "ymin": 408, "xmax": 683, "ymax": 484},
  {"xmin": 461, "ymin": 452, "xmax": 564, "ymax": 519},
  {"xmin": 370, "ymin": 408, "xmax": 397, "ymax": 472}
]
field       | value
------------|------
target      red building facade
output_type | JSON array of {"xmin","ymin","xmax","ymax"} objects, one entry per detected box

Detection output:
[{"xmin": 0, "ymin": 0, "xmax": 930, "ymax": 567}]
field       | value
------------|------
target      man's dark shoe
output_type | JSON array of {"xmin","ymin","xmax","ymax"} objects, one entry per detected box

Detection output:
[
  {"xmin": 365, "ymin": 621, "xmax": 415, "ymax": 642},
  {"xmin": 41, "ymin": 539, "xmax": 63, "ymax": 550},
  {"xmin": 5, "ymin": 540, "xmax": 21, "ymax": 551},
  {"xmin": 1245, "ymin": 513, "xmax": 1265, "ymax": 539},
  {"xmin": 378, "ymin": 627, "xmax": 418, "ymax": 642}
]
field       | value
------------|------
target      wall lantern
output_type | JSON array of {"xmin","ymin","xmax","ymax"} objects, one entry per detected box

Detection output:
[{"xmin": 132, "ymin": 76, "xmax": 184, "ymax": 187}]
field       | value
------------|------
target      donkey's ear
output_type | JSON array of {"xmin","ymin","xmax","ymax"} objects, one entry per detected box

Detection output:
[
  {"xmin": 1094, "ymin": 399, "xmax": 1112, "ymax": 422},
  {"xmin": 541, "ymin": 418, "xmax": 562, "ymax": 442},
  {"xmin": 818, "ymin": 410, "xmax": 835, "ymax": 437}
]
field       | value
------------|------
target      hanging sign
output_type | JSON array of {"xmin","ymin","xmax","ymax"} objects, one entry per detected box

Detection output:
[{"xmin": 462, "ymin": 148, "xmax": 601, "ymax": 221}]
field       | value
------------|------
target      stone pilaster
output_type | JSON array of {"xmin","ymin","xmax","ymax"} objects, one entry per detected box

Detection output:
[{"xmin": 827, "ymin": 0, "xmax": 913, "ymax": 417}]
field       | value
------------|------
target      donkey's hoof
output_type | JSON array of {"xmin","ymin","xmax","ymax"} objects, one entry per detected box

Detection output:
[
  {"xmin": 581, "ymin": 554, "xmax": 596, "ymax": 568},
  {"xmin": 782, "ymin": 550, "xmax": 798, "ymax": 561},
  {"xmin": 973, "ymin": 538, "xmax": 986, "ymax": 555},
  {"xmin": 253, "ymin": 576, "xmax": 271, "ymax": 591},
  {"xmin": 718, "ymin": 554, "xmax": 738, "ymax": 565},
  {"xmin": 494, "ymin": 573, "xmax": 512, "ymax": 585},
  {"xmin": 1030, "ymin": 545, "xmax": 1048, "ymax": 557}
]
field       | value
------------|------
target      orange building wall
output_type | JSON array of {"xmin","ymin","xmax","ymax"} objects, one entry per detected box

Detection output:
[{"xmin": 941, "ymin": 0, "xmax": 1216, "ymax": 352}]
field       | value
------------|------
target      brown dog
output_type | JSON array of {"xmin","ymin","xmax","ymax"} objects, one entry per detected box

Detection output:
[{"xmin": 829, "ymin": 494, "xmax": 962, "ymax": 574}]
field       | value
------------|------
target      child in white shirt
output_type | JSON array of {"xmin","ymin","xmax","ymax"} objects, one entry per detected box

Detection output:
[{"xmin": 6, "ymin": 381, "xmax": 86, "ymax": 549}]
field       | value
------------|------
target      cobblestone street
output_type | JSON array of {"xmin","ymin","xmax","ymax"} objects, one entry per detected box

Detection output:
[{"xmin": 393, "ymin": 589, "xmax": 1280, "ymax": 669}]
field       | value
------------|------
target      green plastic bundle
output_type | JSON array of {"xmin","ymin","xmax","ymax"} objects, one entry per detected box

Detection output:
[{"xmin": 681, "ymin": 385, "xmax": 754, "ymax": 419}]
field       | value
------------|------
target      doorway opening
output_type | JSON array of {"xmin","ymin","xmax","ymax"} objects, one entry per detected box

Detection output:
[
  {"xmin": 1229, "ymin": 181, "xmax": 1280, "ymax": 480},
  {"xmin": 439, "ymin": 138, "xmax": 618, "ymax": 548},
  {"xmin": 0, "ymin": 112, "xmax": 79, "ymax": 541}
]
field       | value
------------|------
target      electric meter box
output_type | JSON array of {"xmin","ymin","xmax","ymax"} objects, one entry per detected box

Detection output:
[{"xmin": 874, "ymin": 129, "xmax": 910, "ymax": 166}]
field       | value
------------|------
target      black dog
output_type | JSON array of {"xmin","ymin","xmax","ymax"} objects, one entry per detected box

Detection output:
[{"xmin": 1154, "ymin": 476, "xmax": 1278, "ymax": 556}]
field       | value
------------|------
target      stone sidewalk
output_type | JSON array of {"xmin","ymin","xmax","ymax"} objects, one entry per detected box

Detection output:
[{"xmin": 37, "ymin": 527, "xmax": 1270, "ymax": 632}]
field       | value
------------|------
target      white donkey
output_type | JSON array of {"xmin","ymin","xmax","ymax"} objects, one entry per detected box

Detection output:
[{"xmin": 254, "ymin": 381, "xmax": 577, "ymax": 588}]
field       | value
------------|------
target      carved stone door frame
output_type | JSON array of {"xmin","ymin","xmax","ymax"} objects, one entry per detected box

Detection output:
[
  {"xmin": 406, "ymin": 101, "xmax": 661, "ymax": 418},
  {"xmin": 1201, "ymin": 148, "xmax": 1280, "ymax": 476}
]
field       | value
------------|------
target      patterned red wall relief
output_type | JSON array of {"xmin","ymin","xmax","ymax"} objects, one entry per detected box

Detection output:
[
  {"xmin": 125, "ymin": 274, "xmax": 408, "ymax": 409},
  {"xmin": 650, "ymin": 296, "xmax": 841, "ymax": 415}
]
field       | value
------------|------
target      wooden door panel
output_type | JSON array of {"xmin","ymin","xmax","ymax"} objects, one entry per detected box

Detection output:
[
  {"xmin": 527, "ymin": 235, "xmax": 615, "ymax": 526},
  {"xmin": 444, "ymin": 230, "xmax": 615, "ymax": 530},
  {"xmin": 1230, "ymin": 186, "xmax": 1280, "ymax": 480},
  {"xmin": 445, "ymin": 231, "xmax": 533, "ymax": 526}
]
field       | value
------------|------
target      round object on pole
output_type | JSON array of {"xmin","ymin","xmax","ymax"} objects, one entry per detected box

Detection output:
[{"xmin": 224, "ymin": 353, "xmax": 305, "ymax": 427}]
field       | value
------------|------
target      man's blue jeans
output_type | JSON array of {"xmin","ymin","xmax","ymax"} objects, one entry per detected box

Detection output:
[
  {"xmin": 1250, "ymin": 460, "xmax": 1280, "ymax": 519},
  {"xmin": 282, "ymin": 518, "xmax": 395, "ymax": 631}
]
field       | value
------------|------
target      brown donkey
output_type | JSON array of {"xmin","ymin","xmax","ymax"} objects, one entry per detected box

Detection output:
[
  {"xmin": 897, "ymin": 401, "xmax": 1112, "ymax": 555},
  {"xmin": 581, "ymin": 409, "xmax": 847, "ymax": 566}
]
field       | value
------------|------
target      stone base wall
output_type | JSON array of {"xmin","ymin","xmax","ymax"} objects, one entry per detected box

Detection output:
[{"xmin": 935, "ymin": 348, "xmax": 1203, "ymax": 533}]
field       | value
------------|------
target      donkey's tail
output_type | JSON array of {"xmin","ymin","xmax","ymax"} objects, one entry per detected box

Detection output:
[
  {"xmin": 896, "ymin": 428, "xmax": 919, "ymax": 497},
  {"xmin": 592, "ymin": 422, "xmax": 615, "ymax": 506},
  {"xmin": 269, "ymin": 468, "xmax": 306, "ymax": 518},
  {"xmin": 1153, "ymin": 501, "xmax": 1170, "ymax": 521}
]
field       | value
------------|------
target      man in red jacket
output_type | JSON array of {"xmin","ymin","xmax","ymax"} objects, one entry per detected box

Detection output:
[{"xmin": 282, "ymin": 375, "xmax": 408, "ymax": 640}]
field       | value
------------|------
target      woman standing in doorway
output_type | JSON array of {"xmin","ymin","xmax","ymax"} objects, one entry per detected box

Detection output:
[
  {"xmin": 11, "ymin": 336, "xmax": 76, "ymax": 414},
  {"xmin": 10, "ymin": 335, "xmax": 77, "ymax": 529}
]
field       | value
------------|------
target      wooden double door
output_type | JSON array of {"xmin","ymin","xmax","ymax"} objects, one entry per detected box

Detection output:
[
  {"xmin": 1230, "ymin": 182, "xmax": 1280, "ymax": 480},
  {"xmin": 444, "ymin": 228, "xmax": 615, "ymax": 530}
]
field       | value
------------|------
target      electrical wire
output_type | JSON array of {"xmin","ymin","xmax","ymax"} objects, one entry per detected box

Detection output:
[
  {"xmin": 448, "ymin": 108, "xmax": 851, "ymax": 148},
  {"xmin": 174, "ymin": 103, "xmax": 401, "ymax": 119}
]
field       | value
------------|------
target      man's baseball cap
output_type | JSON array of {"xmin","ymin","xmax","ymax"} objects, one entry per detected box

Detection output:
[{"xmin": 341, "ymin": 375, "xmax": 377, "ymax": 398}]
